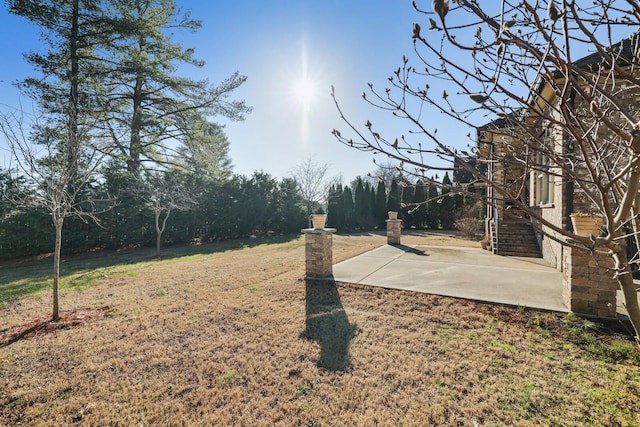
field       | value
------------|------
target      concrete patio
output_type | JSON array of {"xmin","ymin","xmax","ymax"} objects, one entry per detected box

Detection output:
[{"xmin": 332, "ymin": 244, "xmax": 578, "ymax": 313}]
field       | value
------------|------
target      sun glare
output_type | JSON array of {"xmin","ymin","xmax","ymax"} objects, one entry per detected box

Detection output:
[
  {"xmin": 291, "ymin": 76, "xmax": 317, "ymax": 106},
  {"xmin": 284, "ymin": 39, "xmax": 325, "ymax": 142}
]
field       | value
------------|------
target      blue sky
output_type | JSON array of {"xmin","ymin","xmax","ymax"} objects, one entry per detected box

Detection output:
[
  {"xmin": 1, "ymin": 0, "xmax": 460, "ymax": 184},
  {"xmin": 3, "ymin": 1, "xmax": 631, "ymax": 184}
]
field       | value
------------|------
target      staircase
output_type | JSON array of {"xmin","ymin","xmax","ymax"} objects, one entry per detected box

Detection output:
[{"xmin": 490, "ymin": 220, "xmax": 542, "ymax": 258}]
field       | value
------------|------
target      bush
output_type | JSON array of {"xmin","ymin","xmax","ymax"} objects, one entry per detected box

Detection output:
[
  {"xmin": 454, "ymin": 200, "xmax": 484, "ymax": 239},
  {"xmin": 454, "ymin": 217, "xmax": 482, "ymax": 239}
]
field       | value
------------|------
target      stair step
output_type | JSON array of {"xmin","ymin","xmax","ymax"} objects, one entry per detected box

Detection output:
[{"xmin": 491, "ymin": 219, "xmax": 542, "ymax": 258}]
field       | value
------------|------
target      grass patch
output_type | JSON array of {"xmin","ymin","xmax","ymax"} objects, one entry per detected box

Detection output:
[
  {"xmin": 220, "ymin": 370, "xmax": 239, "ymax": 384},
  {"xmin": 0, "ymin": 233, "xmax": 303, "ymax": 303},
  {"xmin": 1, "ymin": 233, "xmax": 639, "ymax": 425},
  {"xmin": 492, "ymin": 341, "xmax": 516, "ymax": 352},
  {"xmin": 153, "ymin": 288, "xmax": 168, "ymax": 297},
  {"xmin": 297, "ymin": 384, "xmax": 314, "ymax": 396}
]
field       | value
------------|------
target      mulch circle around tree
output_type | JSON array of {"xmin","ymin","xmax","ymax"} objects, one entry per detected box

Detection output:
[{"xmin": 0, "ymin": 306, "xmax": 111, "ymax": 348}]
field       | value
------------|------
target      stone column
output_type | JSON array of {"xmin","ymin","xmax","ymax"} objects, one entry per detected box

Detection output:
[
  {"xmin": 562, "ymin": 242, "xmax": 617, "ymax": 318},
  {"xmin": 303, "ymin": 228, "xmax": 337, "ymax": 278},
  {"xmin": 386, "ymin": 219, "xmax": 402, "ymax": 245}
]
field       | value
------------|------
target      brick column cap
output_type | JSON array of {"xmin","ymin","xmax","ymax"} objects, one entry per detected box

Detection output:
[
  {"xmin": 385, "ymin": 219, "xmax": 402, "ymax": 223},
  {"xmin": 302, "ymin": 228, "xmax": 337, "ymax": 234}
]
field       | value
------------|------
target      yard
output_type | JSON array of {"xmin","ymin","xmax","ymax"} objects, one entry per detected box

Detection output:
[{"xmin": 1, "ymin": 232, "xmax": 639, "ymax": 426}]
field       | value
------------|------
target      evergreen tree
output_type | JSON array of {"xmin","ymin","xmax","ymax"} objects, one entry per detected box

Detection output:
[
  {"xmin": 401, "ymin": 183, "xmax": 414, "ymax": 228},
  {"xmin": 367, "ymin": 183, "xmax": 376, "ymax": 230},
  {"xmin": 465, "ymin": 184, "xmax": 479, "ymax": 214},
  {"xmin": 441, "ymin": 173, "xmax": 455, "ymax": 229},
  {"xmin": 387, "ymin": 179, "xmax": 401, "ymax": 215},
  {"xmin": 177, "ymin": 123, "xmax": 234, "ymax": 180},
  {"xmin": 203, "ymin": 176, "xmax": 242, "ymax": 239},
  {"xmin": 412, "ymin": 181, "xmax": 427, "ymax": 229},
  {"xmin": 425, "ymin": 182, "xmax": 440, "ymax": 229},
  {"xmin": 101, "ymin": 164, "xmax": 151, "ymax": 248},
  {"xmin": 354, "ymin": 178, "xmax": 367, "ymax": 229},
  {"xmin": 374, "ymin": 180, "xmax": 388, "ymax": 228},
  {"xmin": 236, "ymin": 171, "xmax": 279, "ymax": 236},
  {"xmin": 332, "ymin": 184, "xmax": 346, "ymax": 230},
  {"xmin": 326, "ymin": 185, "xmax": 340, "ymax": 229},
  {"xmin": 274, "ymin": 177, "xmax": 306, "ymax": 233},
  {"xmin": 103, "ymin": 0, "xmax": 250, "ymax": 172},
  {"xmin": 343, "ymin": 186, "xmax": 355, "ymax": 231},
  {"xmin": 0, "ymin": 171, "xmax": 53, "ymax": 259}
]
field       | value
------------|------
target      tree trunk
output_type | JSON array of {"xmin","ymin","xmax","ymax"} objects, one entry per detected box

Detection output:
[
  {"xmin": 127, "ymin": 24, "xmax": 147, "ymax": 173},
  {"xmin": 52, "ymin": 219, "xmax": 63, "ymax": 322},
  {"xmin": 155, "ymin": 210, "xmax": 162, "ymax": 258},
  {"xmin": 155, "ymin": 207, "xmax": 172, "ymax": 258},
  {"xmin": 613, "ymin": 252, "xmax": 640, "ymax": 342}
]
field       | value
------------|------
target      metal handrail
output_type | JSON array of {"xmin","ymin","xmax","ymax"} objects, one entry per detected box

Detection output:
[{"xmin": 493, "ymin": 204, "xmax": 499, "ymax": 255}]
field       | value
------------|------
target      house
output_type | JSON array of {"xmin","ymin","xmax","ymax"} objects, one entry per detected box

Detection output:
[
  {"xmin": 476, "ymin": 113, "xmax": 542, "ymax": 258},
  {"xmin": 477, "ymin": 33, "xmax": 640, "ymax": 318}
]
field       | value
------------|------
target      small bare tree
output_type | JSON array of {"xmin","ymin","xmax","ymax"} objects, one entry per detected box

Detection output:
[
  {"xmin": 332, "ymin": 1, "xmax": 640, "ymax": 340},
  {"xmin": 0, "ymin": 109, "xmax": 109, "ymax": 322},
  {"xmin": 130, "ymin": 170, "xmax": 197, "ymax": 257},
  {"xmin": 2, "ymin": 0, "xmax": 115, "ymax": 322},
  {"xmin": 291, "ymin": 158, "xmax": 331, "ymax": 216}
]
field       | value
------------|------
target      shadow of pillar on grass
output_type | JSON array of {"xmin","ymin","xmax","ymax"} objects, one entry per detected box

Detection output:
[
  {"xmin": 392, "ymin": 244, "xmax": 428, "ymax": 256},
  {"xmin": 302, "ymin": 277, "xmax": 357, "ymax": 372}
]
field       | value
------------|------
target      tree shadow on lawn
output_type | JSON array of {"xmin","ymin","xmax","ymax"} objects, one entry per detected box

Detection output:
[
  {"xmin": 0, "ymin": 233, "xmax": 301, "ymax": 302},
  {"xmin": 302, "ymin": 277, "xmax": 358, "ymax": 372},
  {"xmin": 0, "ymin": 306, "xmax": 111, "ymax": 348}
]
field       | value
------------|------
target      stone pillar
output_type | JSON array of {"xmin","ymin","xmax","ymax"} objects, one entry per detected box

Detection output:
[
  {"xmin": 303, "ymin": 228, "xmax": 337, "ymax": 278},
  {"xmin": 386, "ymin": 219, "xmax": 402, "ymax": 245},
  {"xmin": 562, "ymin": 243, "xmax": 617, "ymax": 318}
]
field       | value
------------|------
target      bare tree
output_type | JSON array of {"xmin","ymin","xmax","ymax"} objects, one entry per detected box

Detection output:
[
  {"xmin": 365, "ymin": 161, "xmax": 404, "ymax": 189},
  {"xmin": 291, "ymin": 158, "xmax": 331, "ymax": 216},
  {"xmin": 130, "ymin": 170, "xmax": 197, "ymax": 257},
  {"xmin": 332, "ymin": 1, "xmax": 640, "ymax": 340},
  {"xmin": 0, "ymin": 110, "xmax": 109, "ymax": 321},
  {"xmin": 2, "ymin": 0, "xmax": 115, "ymax": 322}
]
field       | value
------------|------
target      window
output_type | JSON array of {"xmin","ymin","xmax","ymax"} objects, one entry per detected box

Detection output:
[{"xmin": 532, "ymin": 129, "xmax": 555, "ymax": 206}]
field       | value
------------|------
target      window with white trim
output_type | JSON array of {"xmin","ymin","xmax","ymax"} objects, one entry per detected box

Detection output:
[{"xmin": 532, "ymin": 129, "xmax": 555, "ymax": 206}]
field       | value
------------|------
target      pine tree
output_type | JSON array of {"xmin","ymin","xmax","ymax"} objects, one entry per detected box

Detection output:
[
  {"xmin": 103, "ymin": 0, "xmax": 251, "ymax": 172},
  {"xmin": 374, "ymin": 180, "xmax": 387, "ymax": 228},
  {"xmin": 425, "ymin": 182, "xmax": 440, "ymax": 229},
  {"xmin": 441, "ymin": 172, "xmax": 455, "ymax": 229},
  {"xmin": 367, "ymin": 183, "xmax": 376, "ymax": 230},
  {"xmin": 274, "ymin": 177, "xmax": 306, "ymax": 233},
  {"xmin": 354, "ymin": 178, "xmax": 367, "ymax": 229},
  {"xmin": 387, "ymin": 179, "xmax": 401, "ymax": 214},
  {"xmin": 412, "ymin": 181, "xmax": 427, "ymax": 229},
  {"xmin": 326, "ymin": 185, "xmax": 338, "ymax": 228},
  {"xmin": 332, "ymin": 184, "xmax": 345, "ymax": 230},
  {"xmin": 401, "ymin": 183, "xmax": 414, "ymax": 228},
  {"xmin": 343, "ymin": 186, "xmax": 355, "ymax": 231}
]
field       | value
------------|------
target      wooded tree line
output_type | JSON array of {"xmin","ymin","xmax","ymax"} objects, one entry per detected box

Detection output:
[
  {"xmin": 0, "ymin": 168, "xmax": 476, "ymax": 260},
  {"xmin": 0, "ymin": 168, "xmax": 309, "ymax": 260},
  {"xmin": 327, "ymin": 172, "xmax": 474, "ymax": 232}
]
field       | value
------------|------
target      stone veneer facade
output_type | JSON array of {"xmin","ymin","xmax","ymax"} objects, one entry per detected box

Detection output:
[
  {"xmin": 562, "ymin": 244, "xmax": 617, "ymax": 318},
  {"xmin": 303, "ymin": 228, "xmax": 336, "ymax": 278},
  {"xmin": 386, "ymin": 220, "xmax": 402, "ymax": 245}
]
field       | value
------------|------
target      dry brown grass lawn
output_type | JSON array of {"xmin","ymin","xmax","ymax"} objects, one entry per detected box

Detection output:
[{"xmin": 1, "ymin": 232, "xmax": 639, "ymax": 426}]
